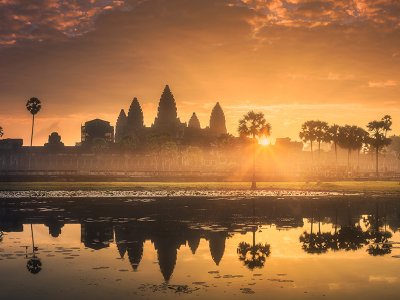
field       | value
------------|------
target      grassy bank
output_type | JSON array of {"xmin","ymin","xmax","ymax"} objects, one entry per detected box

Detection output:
[{"xmin": 0, "ymin": 181, "xmax": 399, "ymax": 193}]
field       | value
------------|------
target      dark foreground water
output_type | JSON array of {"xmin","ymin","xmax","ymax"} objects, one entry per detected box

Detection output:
[{"xmin": 0, "ymin": 193, "xmax": 399, "ymax": 300}]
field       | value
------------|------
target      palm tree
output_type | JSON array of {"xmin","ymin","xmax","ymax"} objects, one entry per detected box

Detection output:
[
  {"xmin": 353, "ymin": 127, "xmax": 368, "ymax": 171},
  {"xmin": 299, "ymin": 120, "xmax": 317, "ymax": 162},
  {"xmin": 326, "ymin": 124, "xmax": 340, "ymax": 166},
  {"xmin": 26, "ymin": 97, "xmax": 42, "ymax": 146},
  {"xmin": 238, "ymin": 111, "xmax": 271, "ymax": 189},
  {"xmin": 338, "ymin": 125, "xmax": 359, "ymax": 172},
  {"xmin": 26, "ymin": 224, "xmax": 42, "ymax": 274},
  {"xmin": 382, "ymin": 115, "xmax": 392, "ymax": 137},
  {"xmin": 237, "ymin": 239, "xmax": 271, "ymax": 270},
  {"xmin": 367, "ymin": 116, "xmax": 392, "ymax": 177},
  {"xmin": 237, "ymin": 200, "xmax": 271, "ymax": 269},
  {"xmin": 314, "ymin": 121, "xmax": 329, "ymax": 160},
  {"xmin": 0, "ymin": 126, "xmax": 3, "ymax": 138}
]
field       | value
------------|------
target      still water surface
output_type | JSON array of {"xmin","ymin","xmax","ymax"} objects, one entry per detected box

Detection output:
[{"xmin": 0, "ymin": 194, "xmax": 399, "ymax": 299}]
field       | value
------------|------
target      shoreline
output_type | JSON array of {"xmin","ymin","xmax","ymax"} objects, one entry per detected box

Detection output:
[{"xmin": 0, "ymin": 181, "xmax": 399, "ymax": 194}]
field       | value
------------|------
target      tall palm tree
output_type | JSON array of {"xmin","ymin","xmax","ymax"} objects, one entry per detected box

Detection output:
[
  {"xmin": 299, "ymin": 120, "xmax": 317, "ymax": 162},
  {"xmin": 0, "ymin": 126, "xmax": 3, "ymax": 138},
  {"xmin": 237, "ymin": 200, "xmax": 271, "ymax": 269},
  {"xmin": 314, "ymin": 121, "xmax": 329, "ymax": 160},
  {"xmin": 382, "ymin": 115, "xmax": 392, "ymax": 138},
  {"xmin": 238, "ymin": 111, "xmax": 271, "ymax": 189},
  {"xmin": 26, "ymin": 224, "xmax": 42, "ymax": 274},
  {"xmin": 338, "ymin": 125, "xmax": 359, "ymax": 172},
  {"xmin": 26, "ymin": 97, "xmax": 42, "ymax": 146},
  {"xmin": 353, "ymin": 127, "xmax": 368, "ymax": 171},
  {"xmin": 367, "ymin": 116, "xmax": 392, "ymax": 177},
  {"xmin": 326, "ymin": 124, "xmax": 340, "ymax": 166}
]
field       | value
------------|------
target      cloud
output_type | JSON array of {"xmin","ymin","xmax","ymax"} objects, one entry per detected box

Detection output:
[
  {"xmin": 368, "ymin": 80, "xmax": 398, "ymax": 88},
  {"xmin": 230, "ymin": 0, "xmax": 400, "ymax": 36},
  {"xmin": 369, "ymin": 276, "xmax": 398, "ymax": 284},
  {"xmin": 1, "ymin": 0, "xmax": 400, "ymax": 47},
  {"xmin": 0, "ymin": 0, "xmax": 126, "ymax": 46}
]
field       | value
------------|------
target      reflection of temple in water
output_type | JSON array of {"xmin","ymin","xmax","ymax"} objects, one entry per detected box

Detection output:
[
  {"xmin": 81, "ymin": 222, "xmax": 114, "ymax": 250},
  {"xmin": 2, "ymin": 196, "xmax": 400, "ymax": 281}
]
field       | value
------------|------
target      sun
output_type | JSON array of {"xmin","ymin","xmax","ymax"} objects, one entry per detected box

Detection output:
[{"xmin": 258, "ymin": 135, "xmax": 270, "ymax": 146}]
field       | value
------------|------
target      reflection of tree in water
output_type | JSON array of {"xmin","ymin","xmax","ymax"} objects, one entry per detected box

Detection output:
[
  {"xmin": 26, "ymin": 224, "xmax": 42, "ymax": 275},
  {"xmin": 299, "ymin": 217, "xmax": 330, "ymax": 254},
  {"xmin": 367, "ymin": 231, "xmax": 392, "ymax": 256},
  {"xmin": 27, "ymin": 257, "xmax": 42, "ymax": 274},
  {"xmin": 364, "ymin": 204, "xmax": 393, "ymax": 256},
  {"xmin": 299, "ymin": 203, "xmax": 395, "ymax": 256},
  {"xmin": 237, "ymin": 226, "xmax": 270, "ymax": 270},
  {"xmin": 0, "ymin": 230, "xmax": 3, "ymax": 242},
  {"xmin": 336, "ymin": 225, "xmax": 368, "ymax": 251},
  {"xmin": 300, "ymin": 219, "xmax": 368, "ymax": 253}
]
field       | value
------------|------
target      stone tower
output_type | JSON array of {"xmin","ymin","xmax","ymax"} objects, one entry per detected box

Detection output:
[
  {"xmin": 209, "ymin": 102, "xmax": 227, "ymax": 135},
  {"xmin": 115, "ymin": 109, "xmax": 127, "ymax": 143},
  {"xmin": 153, "ymin": 85, "xmax": 178, "ymax": 128},
  {"xmin": 127, "ymin": 97, "xmax": 144, "ymax": 135},
  {"xmin": 188, "ymin": 112, "xmax": 201, "ymax": 129}
]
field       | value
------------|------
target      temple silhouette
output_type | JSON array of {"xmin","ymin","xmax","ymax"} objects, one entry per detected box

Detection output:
[{"xmin": 111, "ymin": 85, "xmax": 227, "ymax": 145}]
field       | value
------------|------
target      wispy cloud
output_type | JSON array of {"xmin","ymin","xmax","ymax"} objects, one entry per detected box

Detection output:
[
  {"xmin": 368, "ymin": 80, "xmax": 398, "ymax": 88},
  {"xmin": 230, "ymin": 0, "xmax": 400, "ymax": 36},
  {"xmin": 0, "ymin": 0, "xmax": 126, "ymax": 46}
]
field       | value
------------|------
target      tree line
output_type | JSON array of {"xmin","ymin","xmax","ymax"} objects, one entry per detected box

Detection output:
[{"xmin": 298, "ymin": 116, "xmax": 393, "ymax": 176}]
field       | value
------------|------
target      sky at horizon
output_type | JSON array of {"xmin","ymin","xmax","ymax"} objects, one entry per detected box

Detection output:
[{"xmin": 1, "ymin": 0, "xmax": 399, "ymax": 146}]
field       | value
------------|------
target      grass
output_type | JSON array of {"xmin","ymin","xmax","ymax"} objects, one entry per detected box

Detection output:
[{"xmin": 0, "ymin": 181, "xmax": 399, "ymax": 194}]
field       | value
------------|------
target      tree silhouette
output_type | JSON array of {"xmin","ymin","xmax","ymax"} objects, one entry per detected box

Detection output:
[
  {"xmin": 119, "ymin": 135, "xmax": 139, "ymax": 153},
  {"xmin": 299, "ymin": 218, "xmax": 329, "ymax": 254},
  {"xmin": 314, "ymin": 121, "xmax": 329, "ymax": 160},
  {"xmin": 338, "ymin": 125, "xmax": 366, "ymax": 172},
  {"xmin": 237, "ymin": 227, "xmax": 271, "ymax": 270},
  {"xmin": 353, "ymin": 127, "xmax": 368, "ymax": 171},
  {"xmin": 26, "ymin": 224, "xmax": 42, "ymax": 274},
  {"xmin": 367, "ymin": 231, "xmax": 392, "ymax": 256},
  {"xmin": 337, "ymin": 225, "xmax": 368, "ymax": 251},
  {"xmin": 367, "ymin": 116, "xmax": 392, "ymax": 176},
  {"xmin": 382, "ymin": 115, "xmax": 392, "ymax": 138},
  {"xmin": 26, "ymin": 97, "xmax": 42, "ymax": 146},
  {"xmin": 326, "ymin": 124, "xmax": 340, "ymax": 166},
  {"xmin": 238, "ymin": 111, "xmax": 271, "ymax": 189},
  {"xmin": 364, "ymin": 205, "xmax": 393, "ymax": 256},
  {"xmin": 27, "ymin": 257, "xmax": 42, "ymax": 274},
  {"xmin": 299, "ymin": 120, "xmax": 317, "ymax": 162},
  {"xmin": 0, "ymin": 126, "xmax": 3, "ymax": 138}
]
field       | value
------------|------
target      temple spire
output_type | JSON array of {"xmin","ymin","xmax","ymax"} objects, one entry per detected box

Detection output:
[
  {"xmin": 188, "ymin": 112, "xmax": 201, "ymax": 129},
  {"xmin": 153, "ymin": 85, "xmax": 178, "ymax": 128},
  {"xmin": 127, "ymin": 97, "xmax": 144, "ymax": 134},
  {"xmin": 209, "ymin": 102, "xmax": 227, "ymax": 135},
  {"xmin": 115, "ymin": 109, "xmax": 127, "ymax": 143}
]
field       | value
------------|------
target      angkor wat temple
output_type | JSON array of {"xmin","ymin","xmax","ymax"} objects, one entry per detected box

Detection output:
[{"xmin": 113, "ymin": 85, "xmax": 228, "ymax": 146}]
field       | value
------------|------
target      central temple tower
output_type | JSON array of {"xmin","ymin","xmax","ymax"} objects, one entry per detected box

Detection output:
[{"xmin": 152, "ymin": 85, "xmax": 184, "ymax": 137}]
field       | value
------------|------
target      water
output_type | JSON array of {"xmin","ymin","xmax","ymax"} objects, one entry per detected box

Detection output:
[{"xmin": 0, "ymin": 194, "xmax": 399, "ymax": 299}]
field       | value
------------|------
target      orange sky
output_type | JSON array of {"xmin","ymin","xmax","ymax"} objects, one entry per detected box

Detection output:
[{"xmin": 1, "ymin": 0, "xmax": 399, "ymax": 146}]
